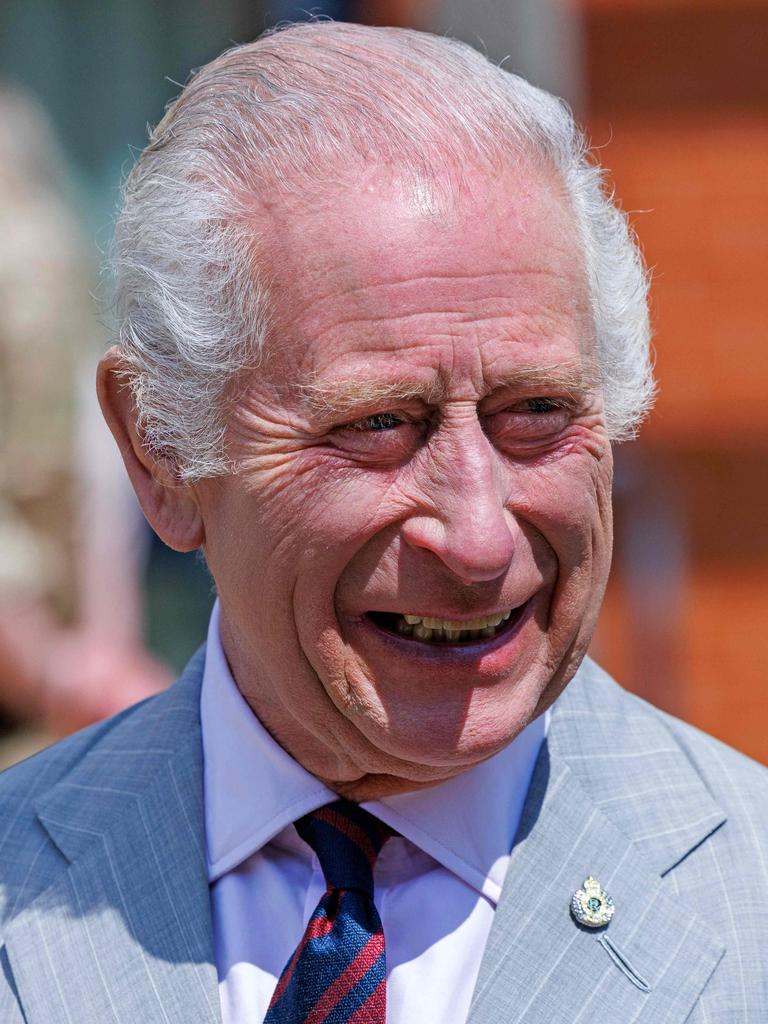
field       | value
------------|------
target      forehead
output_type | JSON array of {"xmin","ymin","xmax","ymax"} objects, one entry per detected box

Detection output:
[{"xmin": 254, "ymin": 163, "xmax": 594, "ymax": 399}]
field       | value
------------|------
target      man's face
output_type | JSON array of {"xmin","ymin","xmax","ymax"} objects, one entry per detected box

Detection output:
[{"xmin": 196, "ymin": 164, "xmax": 613, "ymax": 798}]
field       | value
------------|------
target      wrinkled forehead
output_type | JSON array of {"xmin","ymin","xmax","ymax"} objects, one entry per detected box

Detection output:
[
  {"xmin": 256, "ymin": 156, "xmax": 584, "ymax": 299},
  {"xmin": 245, "ymin": 159, "xmax": 594, "ymax": 395}
]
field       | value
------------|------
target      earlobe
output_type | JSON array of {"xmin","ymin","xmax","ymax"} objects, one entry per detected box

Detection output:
[{"xmin": 96, "ymin": 347, "xmax": 205, "ymax": 552}]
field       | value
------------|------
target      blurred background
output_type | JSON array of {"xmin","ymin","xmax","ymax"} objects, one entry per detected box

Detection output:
[{"xmin": 0, "ymin": 0, "xmax": 765, "ymax": 765}]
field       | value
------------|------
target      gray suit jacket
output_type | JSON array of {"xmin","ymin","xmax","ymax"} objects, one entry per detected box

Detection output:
[{"xmin": 0, "ymin": 652, "xmax": 766, "ymax": 1023}]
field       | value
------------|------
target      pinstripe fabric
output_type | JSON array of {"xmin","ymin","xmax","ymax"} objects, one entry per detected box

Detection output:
[
  {"xmin": 264, "ymin": 801, "xmax": 391, "ymax": 1024},
  {"xmin": 0, "ymin": 652, "xmax": 766, "ymax": 1023},
  {"xmin": 0, "ymin": 649, "xmax": 221, "ymax": 1024},
  {"xmin": 467, "ymin": 659, "xmax": 768, "ymax": 1024}
]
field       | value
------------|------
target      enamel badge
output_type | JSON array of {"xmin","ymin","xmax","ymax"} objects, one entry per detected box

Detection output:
[{"xmin": 570, "ymin": 876, "xmax": 615, "ymax": 928}]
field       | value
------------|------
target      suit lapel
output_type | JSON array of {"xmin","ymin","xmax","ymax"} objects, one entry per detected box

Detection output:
[
  {"xmin": 3, "ymin": 650, "xmax": 222, "ymax": 1024},
  {"xmin": 469, "ymin": 660, "xmax": 727, "ymax": 1024}
]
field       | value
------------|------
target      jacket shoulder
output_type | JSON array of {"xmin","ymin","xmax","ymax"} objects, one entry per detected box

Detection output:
[
  {"xmin": 572, "ymin": 658, "xmax": 768, "ymax": 834},
  {"xmin": 656, "ymin": 699, "xmax": 768, "ymax": 825},
  {"xmin": 0, "ymin": 648, "xmax": 205, "ymax": 921}
]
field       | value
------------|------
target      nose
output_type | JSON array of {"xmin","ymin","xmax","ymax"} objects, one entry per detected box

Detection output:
[{"xmin": 400, "ymin": 416, "xmax": 516, "ymax": 584}]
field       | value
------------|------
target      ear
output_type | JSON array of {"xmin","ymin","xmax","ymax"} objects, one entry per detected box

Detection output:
[{"xmin": 96, "ymin": 347, "xmax": 205, "ymax": 552}]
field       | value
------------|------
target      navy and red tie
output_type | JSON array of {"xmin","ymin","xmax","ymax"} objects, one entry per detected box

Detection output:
[{"xmin": 264, "ymin": 799, "xmax": 393, "ymax": 1024}]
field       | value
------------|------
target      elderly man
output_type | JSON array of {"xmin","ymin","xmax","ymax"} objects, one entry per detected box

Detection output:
[{"xmin": 0, "ymin": 22, "xmax": 765, "ymax": 1024}]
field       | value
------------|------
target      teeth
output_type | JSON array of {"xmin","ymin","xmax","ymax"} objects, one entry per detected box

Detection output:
[
  {"xmin": 402, "ymin": 611, "xmax": 511, "ymax": 632},
  {"xmin": 394, "ymin": 608, "xmax": 517, "ymax": 644}
]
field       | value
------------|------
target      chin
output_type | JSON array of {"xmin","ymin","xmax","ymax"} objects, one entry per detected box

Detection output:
[{"xmin": 341, "ymin": 693, "xmax": 536, "ymax": 779}]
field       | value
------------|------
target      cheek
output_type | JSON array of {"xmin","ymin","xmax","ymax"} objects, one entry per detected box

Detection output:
[
  {"xmin": 511, "ymin": 449, "xmax": 613, "ymax": 580},
  {"xmin": 217, "ymin": 455, "xmax": 418, "ymax": 597},
  {"xmin": 521, "ymin": 443, "xmax": 611, "ymax": 523},
  {"xmin": 295, "ymin": 450, "xmax": 434, "ymax": 531}
]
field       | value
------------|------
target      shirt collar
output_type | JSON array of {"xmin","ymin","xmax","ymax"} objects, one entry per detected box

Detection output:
[{"xmin": 201, "ymin": 601, "xmax": 549, "ymax": 904}]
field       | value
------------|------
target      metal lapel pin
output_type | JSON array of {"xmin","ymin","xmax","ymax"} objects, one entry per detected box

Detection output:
[{"xmin": 571, "ymin": 876, "xmax": 615, "ymax": 928}]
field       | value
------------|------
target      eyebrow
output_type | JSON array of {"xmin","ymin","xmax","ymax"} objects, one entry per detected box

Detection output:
[
  {"xmin": 297, "ymin": 363, "xmax": 599, "ymax": 419},
  {"xmin": 298, "ymin": 377, "xmax": 443, "ymax": 417}
]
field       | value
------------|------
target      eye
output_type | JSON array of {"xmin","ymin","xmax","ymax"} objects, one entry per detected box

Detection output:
[
  {"xmin": 329, "ymin": 409, "xmax": 426, "ymax": 463},
  {"xmin": 484, "ymin": 395, "xmax": 573, "ymax": 451},
  {"xmin": 350, "ymin": 412, "xmax": 404, "ymax": 432},
  {"xmin": 516, "ymin": 397, "xmax": 562, "ymax": 414}
]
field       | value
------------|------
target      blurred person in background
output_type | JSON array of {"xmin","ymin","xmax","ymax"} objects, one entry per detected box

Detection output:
[
  {"xmin": 0, "ymin": 86, "xmax": 171, "ymax": 764},
  {"xmin": 0, "ymin": 23, "xmax": 765, "ymax": 1024}
]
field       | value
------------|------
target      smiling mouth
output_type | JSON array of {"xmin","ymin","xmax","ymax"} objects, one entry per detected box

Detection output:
[{"xmin": 366, "ymin": 605, "xmax": 527, "ymax": 646}]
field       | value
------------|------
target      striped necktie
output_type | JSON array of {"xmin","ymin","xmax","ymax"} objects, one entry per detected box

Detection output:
[{"xmin": 263, "ymin": 799, "xmax": 392, "ymax": 1024}]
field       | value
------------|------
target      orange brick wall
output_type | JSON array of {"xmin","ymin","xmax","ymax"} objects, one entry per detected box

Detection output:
[{"xmin": 584, "ymin": 2, "xmax": 768, "ymax": 761}]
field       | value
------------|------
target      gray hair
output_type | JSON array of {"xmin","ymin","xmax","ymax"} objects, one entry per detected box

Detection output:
[{"xmin": 112, "ymin": 21, "xmax": 654, "ymax": 480}]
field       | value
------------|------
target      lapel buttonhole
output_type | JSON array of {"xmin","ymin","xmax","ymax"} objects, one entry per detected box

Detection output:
[{"xmin": 597, "ymin": 934, "xmax": 652, "ymax": 993}]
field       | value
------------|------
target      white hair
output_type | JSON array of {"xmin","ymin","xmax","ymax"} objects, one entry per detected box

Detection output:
[{"xmin": 112, "ymin": 21, "xmax": 654, "ymax": 479}]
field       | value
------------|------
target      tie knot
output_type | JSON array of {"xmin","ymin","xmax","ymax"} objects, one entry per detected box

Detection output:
[{"xmin": 295, "ymin": 799, "xmax": 392, "ymax": 896}]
